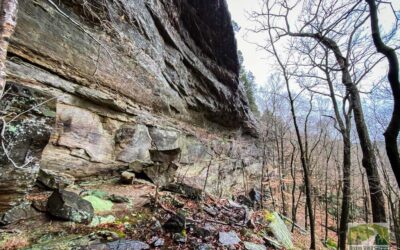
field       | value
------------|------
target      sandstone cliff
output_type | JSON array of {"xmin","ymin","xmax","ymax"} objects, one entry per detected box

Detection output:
[{"xmin": 0, "ymin": 0, "xmax": 261, "ymax": 215}]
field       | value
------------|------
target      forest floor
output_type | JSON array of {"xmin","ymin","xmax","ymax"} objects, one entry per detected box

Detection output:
[{"xmin": 0, "ymin": 177, "xmax": 364, "ymax": 250}]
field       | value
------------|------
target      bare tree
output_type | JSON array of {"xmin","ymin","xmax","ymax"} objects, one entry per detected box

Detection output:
[
  {"xmin": 255, "ymin": 6, "xmax": 317, "ymax": 244},
  {"xmin": 365, "ymin": 0, "xmax": 400, "ymax": 188},
  {"xmin": 252, "ymin": 0, "xmax": 387, "ymax": 223}
]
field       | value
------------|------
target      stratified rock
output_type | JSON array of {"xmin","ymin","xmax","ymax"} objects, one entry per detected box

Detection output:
[
  {"xmin": 244, "ymin": 242, "xmax": 267, "ymax": 250},
  {"xmin": 37, "ymin": 168, "xmax": 75, "ymax": 190},
  {"xmin": 163, "ymin": 213, "xmax": 186, "ymax": 233},
  {"xmin": 180, "ymin": 135, "xmax": 208, "ymax": 164},
  {"xmin": 219, "ymin": 231, "xmax": 241, "ymax": 246},
  {"xmin": 47, "ymin": 190, "xmax": 94, "ymax": 223},
  {"xmin": 115, "ymin": 124, "xmax": 152, "ymax": 163},
  {"xmin": 0, "ymin": 201, "xmax": 40, "ymax": 225}
]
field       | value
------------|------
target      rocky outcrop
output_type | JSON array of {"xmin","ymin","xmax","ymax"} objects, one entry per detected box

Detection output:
[{"xmin": 0, "ymin": 0, "xmax": 262, "ymax": 217}]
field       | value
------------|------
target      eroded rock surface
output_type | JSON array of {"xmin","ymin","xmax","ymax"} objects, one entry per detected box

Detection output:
[{"xmin": 1, "ymin": 0, "xmax": 263, "ymax": 218}]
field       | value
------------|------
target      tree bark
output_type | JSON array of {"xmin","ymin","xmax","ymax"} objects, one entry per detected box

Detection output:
[
  {"xmin": 365, "ymin": 0, "xmax": 400, "ymax": 188},
  {"xmin": 0, "ymin": 0, "xmax": 18, "ymax": 99}
]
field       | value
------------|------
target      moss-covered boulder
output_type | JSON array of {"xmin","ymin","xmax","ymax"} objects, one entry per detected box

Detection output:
[{"xmin": 47, "ymin": 190, "xmax": 94, "ymax": 223}]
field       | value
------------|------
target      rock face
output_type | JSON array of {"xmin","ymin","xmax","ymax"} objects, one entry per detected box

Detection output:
[
  {"xmin": 1, "ymin": 0, "xmax": 263, "ymax": 217},
  {"xmin": 37, "ymin": 168, "xmax": 75, "ymax": 190},
  {"xmin": 0, "ymin": 85, "xmax": 55, "ymax": 214}
]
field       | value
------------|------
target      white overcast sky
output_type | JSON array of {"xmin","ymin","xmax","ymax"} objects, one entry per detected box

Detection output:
[{"xmin": 226, "ymin": 0, "xmax": 400, "ymax": 87}]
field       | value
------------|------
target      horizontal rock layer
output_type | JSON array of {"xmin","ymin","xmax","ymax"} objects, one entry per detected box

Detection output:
[{"xmin": 0, "ymin": 0, "xmax": 262, "ymax": 215}]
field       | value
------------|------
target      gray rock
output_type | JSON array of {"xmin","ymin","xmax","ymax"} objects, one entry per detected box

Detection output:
[
  {"xmin": 0, "ymin": 201, "xmax": 40, "ymax": 225},
  {"xmin": 37, "ymin": 168, "xmax": 75, "ymax": 190},
  {"xmin": 151, "ymin": 237, "xmax": 165, "ymax": 247},
  {"xmin": 47, "ymin": 190, "xmax": 94, "ymax": 223},
  {"xmin": 151, "ymin": 220, "xmax": 162, "ymax": 231},
  {"xmin": 148, "ymin": 127, "xmax": 181, "ymax": 151},
  {"xmin": 121, "ymin": 171, "xmax": 135, "ymax": 184},
  {"xmin": 115, "ymin": 124, "xmax": 152, "ymax": 163},
  {"xmin": 89, "ymin": 240, "xmax": 150, "ymax": 250},
  {"xmin": 219, "ymin": 231, "xmax": 241, "ymax": 246},
  {"xmin": 244, "ymin": 242, "xmax": 267, "ymax": 250},
  {"xmin": 197, "ymin": 244, "xmax": 213, "ymax": 250}
]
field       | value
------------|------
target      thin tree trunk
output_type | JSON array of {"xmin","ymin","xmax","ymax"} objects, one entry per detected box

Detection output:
[
  {"xmin": 289, "ymin": 28, "xmax": 387, "ymax": 224},
  {"xmin": 339, "ymin": 133, "xmax": 351, "ymax": 249},
  {"xmin": 265, "ymin": 8, "xmax": 316, "ymax": 247},
  {"xmin": 289, "ymin": 141, "xmax": 297, "ymax": 232},
  {"xmin": 0, "ymin": 0, "xmax": 18, "ymax": 99},
  {"xmin": 366, "ymin": 0, "xmax": 400, "ymax": 188}
]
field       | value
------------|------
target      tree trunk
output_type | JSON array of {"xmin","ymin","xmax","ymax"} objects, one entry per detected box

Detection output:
[
  {"xmin": 366, "ymin": 0, "xmax": 400, "ymax": 188},
  {"xmin": 0, "ymin": 0, "xmax": 18, "ymax": 99},
  {"xmin": 338, "ymin": 133, "xmax": 351, "ymax": 250},
  {"xmin": 289, "ymin": 29, "xmax": 387, "ymax": 224}
]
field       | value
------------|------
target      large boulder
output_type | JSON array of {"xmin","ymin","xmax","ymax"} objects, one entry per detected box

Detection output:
[
  {"xmin": 37, "ymin": 168, "xmax": 75, "ymax": 190},
  {"xmin": 115, "ymin": 124, "xmax": 152, "ymax": 163},
  {"xmin": 47, "ymin": 190, "xmax": 94, "ymax": 223}
]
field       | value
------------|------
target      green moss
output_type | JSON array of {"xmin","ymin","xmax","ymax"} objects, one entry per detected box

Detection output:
[
  {"xmin": 87, "ymin": 190, "xmax": 108, "ymax": 199},
  {"xmin": 83, "ymin": 196, "xmax": 113, "ymax": 212},
  {"xmin": 348, "ymin": 224, "xmax": 379, "ymax": 244},
  {"xmin": 326, "ymin": 238, "xmax": 337, "ymax": 249},
  {"xmin": 371, "ymin": 224, "xmax": 389, "ymax": 244}
]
